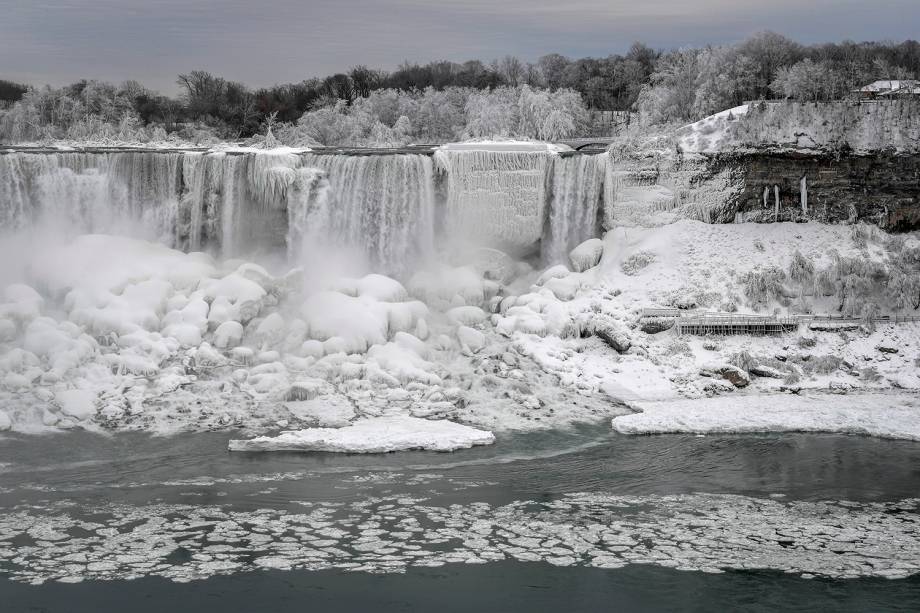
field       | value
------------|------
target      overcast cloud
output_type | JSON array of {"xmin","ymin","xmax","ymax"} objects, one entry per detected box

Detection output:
[{"xmin": 1, "ymin": 0, "xmax": 918, "ymax": 93}]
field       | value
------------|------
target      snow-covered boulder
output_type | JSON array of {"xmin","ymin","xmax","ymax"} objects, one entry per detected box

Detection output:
[
  {"xmin": 214, "ymin": 321, "xmax": 244, "ymax": 349},
  {"xmin": 569, "ymin": 238, "xmax": 604, "ymax": 272},
  {"xmin": 537, "ymin": 264, "xmax": 571, "ymax": 286},
  {"xmin": 701, "ymin": 363, "xmax": 751, "ymax": 388},
  {"xmin": 447, "ymin": 306, "xmax": 487, "ymax": 327},
  {"xmin": 457, "ymin": 326, "xmax": 486, "ymax": 354},
  {"xmin": 594, "ymin": 321, "xmax": 632, "ymax": 354}
]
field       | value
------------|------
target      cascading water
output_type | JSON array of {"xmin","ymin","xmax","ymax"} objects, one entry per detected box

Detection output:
[
  {"xmin": 434, "ymin": 149, "xmax": 551, "ymax": 256},
  {"xmin": 0, "ymin": 147, "xmax": 609, "ymax": 272},
  {"xmin": 0, "ymin": 152, "xmax": 182, "ymax": 242},
  {"xmin": 543, "ymin": 153, "xmax": 606, "ymax": 265},
  {"xmin": 296, "ymin": 154, "xmax": 436, "ymax": 273}
]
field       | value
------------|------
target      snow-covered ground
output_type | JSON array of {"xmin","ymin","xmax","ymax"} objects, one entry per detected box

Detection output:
[{"xmin": 1, "ymin": 206, "xmax": 918, "ymax": 448}]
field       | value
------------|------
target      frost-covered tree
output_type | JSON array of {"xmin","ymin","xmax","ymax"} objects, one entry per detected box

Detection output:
[
  {"xmin": 770, "ymin": 59, "xmax": 846, "ymax": 101},
  {"xmin": 635, "ymin": 49, "xmax": 700, "ymax": 124}
]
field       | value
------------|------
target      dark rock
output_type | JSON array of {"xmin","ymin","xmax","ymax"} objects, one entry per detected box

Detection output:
[
  {"xmin": 700, "ymin": 364, "xmax": 751, "ymax": 388},
  {"xmin": 639, "ymin": 317, "xmax": 675, "ymax": 334},
  {"xmin": 595, "ymin": 325, "xmax": 632, "ymax": 354},
  {"xmin": 877, "ymin": 345, "xmax": 899, "ymax": 354}
]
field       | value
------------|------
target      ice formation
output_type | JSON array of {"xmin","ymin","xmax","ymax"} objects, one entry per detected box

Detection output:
[
  {"xmin": 435, "ymin": 147, "xmax": 553, "ymax": 254},
  {"xmin": 228, "ymin": 415, "xmax": 495, "ymax": 453},
  {"xmin": 2, "ymin": 489, "xmax": 918, "ymax": 584},
  {"xmin": 2, "ymin": 145, "xmax": 919, "ymax": 447}
]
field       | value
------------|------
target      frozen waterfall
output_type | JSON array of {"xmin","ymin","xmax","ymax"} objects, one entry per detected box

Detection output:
[
  {"xmin": 295, "ymin": 154, "xmax": 436, "ymax": 273},
  {"xmin": 543, "ymin": 153, "xmax": 606, "ymax": 264},
  {"xmin": 0, "ymin": 147, "xmax": 609, "ymax": 272}
]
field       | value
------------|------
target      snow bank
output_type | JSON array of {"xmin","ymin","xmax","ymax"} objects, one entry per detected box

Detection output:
[
  {"xmin": 228, "ymin": 416, "xmax": 495, "ymax": 453},
  {"xmin": 612, "ymin": 393, "xmax": 920, "ymax": 441}
]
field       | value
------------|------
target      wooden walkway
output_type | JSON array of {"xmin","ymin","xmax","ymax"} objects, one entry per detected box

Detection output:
[{"xmin": 638, "ymin": 309, "xmax": 920, "ymax": 337}]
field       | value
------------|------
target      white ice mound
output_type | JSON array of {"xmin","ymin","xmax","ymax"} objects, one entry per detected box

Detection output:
[
  {"xmin": 612, "ymin": 393, "xmax": 920, "ymax": 441},
  {"xmin": 228, "ymin": 415, "xmax": 495, "ymax": 453},
  {"xmin": 569, "ymin": 238, "xmax": 604, "ymax": 272},
  {"xmin": 31, "ymin": 234, "xmax": 216, "ymax": 295}
]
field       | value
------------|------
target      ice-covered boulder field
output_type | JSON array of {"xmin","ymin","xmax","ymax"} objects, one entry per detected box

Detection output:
[{"xmin": 1, "ymin": 143, "xmax": 919, "ymax": 450}]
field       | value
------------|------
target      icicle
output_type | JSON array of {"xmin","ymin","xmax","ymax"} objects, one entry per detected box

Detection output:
[
  {"xmin": 774, "ymin": 185, "xmax": 780, "ymax": 221},
  {"xmin": 762, "ymin": 186, "xmax": 769, "ymax": 209},
  {"xmin": 800, "ymin": 175, "xmax": 808, "ymax": 215}
]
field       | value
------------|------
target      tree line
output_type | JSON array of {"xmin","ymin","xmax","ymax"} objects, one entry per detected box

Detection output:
[{"xmin": 1, "ymin": 33, "xmax": 918, "ymax": 144}]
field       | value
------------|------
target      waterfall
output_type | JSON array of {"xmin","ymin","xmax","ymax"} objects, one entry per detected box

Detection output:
[
  {"xmin": 1, "ymin": 147, "xmax": 610, "ymax": 273},
  {"xmin": 434, "ymin": 149, "xmax": 551, "ymax": 256},
  {"xmin": 543, "ymin": 153, "xmax": 605, "ymax": 264},
  {"xmin": 297, "ymin": 154, "xmax": 436, "ymax": 273},
  {"xmin": 0, "ymin": 152, "xmax": 181, "ymax": 242}
]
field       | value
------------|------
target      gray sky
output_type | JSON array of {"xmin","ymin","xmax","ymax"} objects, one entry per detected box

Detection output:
[{"xmin": 2, "ymin": 0, "xmax": 918, "ymax": 93}]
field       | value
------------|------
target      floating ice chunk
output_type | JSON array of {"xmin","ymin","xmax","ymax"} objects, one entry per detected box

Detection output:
[
  {"xmin": 569, "ymin": 238, "xmax": 604, "ymax": 272},
  {"xmin": 228, "ymin": 415, "xmax": 495, "ymax": 453},
  {"xmin": 612, "ymin": 393, "xmax": 920, "ymax": 441}
]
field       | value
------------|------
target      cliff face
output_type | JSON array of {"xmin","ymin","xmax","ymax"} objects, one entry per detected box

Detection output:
[{"xmin": 711, "ymin": 152, "xmax": 920, "ymax": 231}]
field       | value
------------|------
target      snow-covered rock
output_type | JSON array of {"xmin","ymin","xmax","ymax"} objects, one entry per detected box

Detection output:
[
  {"xmin": 569, "ymin": 238, "xmax": 604, "ymax": 272},
  {"xmin": 457, "ymin": 326, "xmax": 486, "ymax": 354}
]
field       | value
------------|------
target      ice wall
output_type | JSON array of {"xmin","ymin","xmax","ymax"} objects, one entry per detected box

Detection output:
[{"xmin": 435, "ymin": 149, "xmax": 551, "ymax": 256}]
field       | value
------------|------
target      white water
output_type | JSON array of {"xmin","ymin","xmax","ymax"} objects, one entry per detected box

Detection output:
[
  {"xmin": 0, "ymin": 152, "xmax": 182, "ymax": 243},
  {"xmin": 297, "ymin": 154, "xmax": 436, "ymax": 273},
  {"xmin": 435, "ymin": 149, "xmax": 551, "ymax": 256},
  {"xmin": 1, "ymin": 149, "xmax": 608, "ymax": 270},
  {"xmin": 543, "ymin": 153, "xmax": 605, "ymax": 264}
]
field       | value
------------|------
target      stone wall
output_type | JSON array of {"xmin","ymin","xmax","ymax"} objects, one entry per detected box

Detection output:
[{"xmin": 711, "ymin": 152, "xmax": 920, "ymax": 230}]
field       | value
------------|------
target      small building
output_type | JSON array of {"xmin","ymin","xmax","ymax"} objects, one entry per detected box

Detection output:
[{"xmin": 854, "ymin": 80, "xmax": 920, "ymax": 99}]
